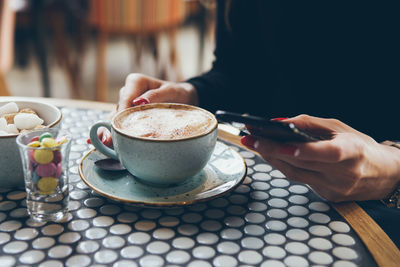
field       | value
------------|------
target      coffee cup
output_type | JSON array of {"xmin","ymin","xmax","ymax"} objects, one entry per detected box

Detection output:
[{"xmin": 89, "ymin": 103, "xmax": 218, "ymax": 186}]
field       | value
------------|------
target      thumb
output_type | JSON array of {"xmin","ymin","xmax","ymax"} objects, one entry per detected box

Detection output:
[{"xmin": 284, "ymin": 114, "xmax": 355, "ymax": 137}]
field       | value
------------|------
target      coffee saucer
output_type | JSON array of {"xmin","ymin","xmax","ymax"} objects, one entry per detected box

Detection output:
[{"xmin": 79, "ymin": 141, "xmax": 247, "ymax": 207}]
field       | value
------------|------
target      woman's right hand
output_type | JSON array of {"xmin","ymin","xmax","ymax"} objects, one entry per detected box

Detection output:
[{"xmin": 117, "ymin": 73, "xmax": 198, "ymax": 112}]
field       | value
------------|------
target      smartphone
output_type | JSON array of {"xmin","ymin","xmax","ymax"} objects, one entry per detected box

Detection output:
[{"xmin": 215, "ymin": 110, "xmax": 321, "ymax": 142}]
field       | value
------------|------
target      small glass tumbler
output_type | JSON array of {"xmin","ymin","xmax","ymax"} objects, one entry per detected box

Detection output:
[{"xmin": 16, "ymin": 128, "xmax": 72, "ymax": 222}]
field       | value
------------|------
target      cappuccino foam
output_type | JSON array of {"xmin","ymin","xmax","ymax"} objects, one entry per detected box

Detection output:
[{"xmin": 117, "ymin": 107, "xmax": 214, "ymax": 140}]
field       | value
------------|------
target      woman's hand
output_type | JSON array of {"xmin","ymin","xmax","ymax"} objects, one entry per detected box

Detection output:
[
  {"xmin": 241, "ymin": 115, "xmax": 400, "ymax": 202},
  {"xmin": 117, "ymin": 73, "xmax": 198, "ymax": 112}
]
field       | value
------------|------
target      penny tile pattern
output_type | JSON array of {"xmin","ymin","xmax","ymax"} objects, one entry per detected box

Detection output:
[{"xmin": 0, "ymin": 108, "xmax": 376, "ymax": 266}]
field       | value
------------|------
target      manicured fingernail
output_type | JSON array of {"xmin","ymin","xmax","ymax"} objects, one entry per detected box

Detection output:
[
  {"xmin": 271, "ymin": 117, "xmax": 288, "ymax": 121},
  {"xmin": 101, "ymin": 135, "xmax": 107, "ymax": 144},
  {"xmin": 279, "ymin": 145, "xmax": 300, "ymax": 157},
  {"xmin": 86, "ymin": 138, "xmax": 92, "ymax": 144},
  {"xmin": 132, "ymin": 97, "xmax": 149, "ymax": 106},
  {"xmin": 241, "ymin": 135, "xmax": 259, "ymax": 150}
]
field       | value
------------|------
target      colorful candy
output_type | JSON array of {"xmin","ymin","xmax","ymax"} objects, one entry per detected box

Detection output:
[
  {"xmin": 52, "ymin": 151, "xmax": 62, "ymax": 164},
  {"xmin": 33, "ymin": 150, "xmax": 54, "ymax": 164},
  {"xmin": 56, "ymin": 136, "xmax": 68, "ymax": 145},
  {"xmin": 30, "ymin": 136, "xmax": 40, "ymax": 142},
  {"xmin": 37, "ymin": 177, "xmax": 58, "ymax": 194},
  {"xmin": 40, "ymin": 138, "xmax": 58, "ymax": 148},
  {"xmin": 28, "ymin": 141, "xmax": 40, "ymax": 147},
  {"xmin": 36, "ymin": 163, "xmax": 57, "ymax": 177},
  {"xmin": 39, "ymin": 132, "xmax": 53, "ymax": 142},
  {"xmin": 27, "ymin": 132, "xmax": 68, "ymax": 195}
]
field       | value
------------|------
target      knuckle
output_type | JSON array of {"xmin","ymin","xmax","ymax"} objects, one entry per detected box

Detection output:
[
  {"xmin": 297, "ymin": 114, "xmax": 312, "ymax": 121},
  {"xmin": 119, "ymin": 86, "xmax": 126, "ymax": 96},
  {"xmin": 327, "ymin": 146, "xmax": 342, "ymax": 162},
  {"xmin": 125, "ymin": 73, "xmax": 144, "ymax": 85},
  {"xmin": 347, "ymin": 168, "xmax": 360, "ymax": 181},
  {"xmin": 160, "ymin": 84, "xmax": 174, "ymax": 92},
  {"xmin": 327, "ymin": 142, "xmax": 346, "ymax": 162},
  {"xmin": 327, "ymin": 118, "xmax": 342, "ymax": 127},
  {"xmin": 162, "ymin": 83, "xmax": 179, "ymax": 93},
  {"xmin": 143, "ymin": 90, "xmax": 157, "ymax": 100}
]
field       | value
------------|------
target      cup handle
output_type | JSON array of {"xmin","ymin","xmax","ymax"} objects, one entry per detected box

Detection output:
[{"xmin": 89, "ymin": 121, "xmax": 119, "ymax": 160}]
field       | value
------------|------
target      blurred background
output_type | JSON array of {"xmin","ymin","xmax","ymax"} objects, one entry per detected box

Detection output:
[{"xmin": 0, "ymin": 0, "xmax": 216, "ymax": 103}]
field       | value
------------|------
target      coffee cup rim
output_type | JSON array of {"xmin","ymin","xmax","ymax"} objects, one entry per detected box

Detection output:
[{"xmin": 111, "ymin": 103, "xmax": 218, "ymax": 142}]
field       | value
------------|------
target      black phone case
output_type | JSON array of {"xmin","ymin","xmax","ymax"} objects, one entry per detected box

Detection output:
[{"xmin": 215, "ymin": 110, "xmax": 320, "ymax": 142}]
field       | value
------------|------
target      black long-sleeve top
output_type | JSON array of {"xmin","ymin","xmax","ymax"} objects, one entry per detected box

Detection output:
[
  {"xmin": 188, "ymin": 0, "xmax": 400, "ymax": 142},
  {"xmin": 188, "ymin": 0, "xmax": 400, "ymax": 248}
]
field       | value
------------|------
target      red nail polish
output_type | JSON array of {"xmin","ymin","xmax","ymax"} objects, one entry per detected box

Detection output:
[
  {"xmin": 132, "ymin": 97, "xmax": 149, "ymax": 106},
  {"xmin": 271, "ymin": 117, "xmax": 288, "ymax": 121},
  {"xmin": 86, "ymin": 138, "xmax": 92, "ymax": 144},
  {"xmin": 279, "ymin": 145, "xmax": 300, "ymax": 156},
  {"xmin": 241, "ymin": 135, "xmax": 258, "ymax": 149}
]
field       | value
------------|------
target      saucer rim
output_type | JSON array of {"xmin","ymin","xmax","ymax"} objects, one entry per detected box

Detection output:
[{"xmin": 78, "ymin": 141, "xmax": 247, "ymax": 207}]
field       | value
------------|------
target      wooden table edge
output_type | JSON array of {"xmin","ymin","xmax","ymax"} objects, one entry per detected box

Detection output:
[{"xmin": 2, "ymin": 96, "xmax": 399, "ymax": 266}]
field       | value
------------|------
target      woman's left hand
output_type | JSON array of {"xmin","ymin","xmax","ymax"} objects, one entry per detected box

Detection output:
[{"xmin": 241, "ymin": 115, "xmax": 400, "ymax": 202}]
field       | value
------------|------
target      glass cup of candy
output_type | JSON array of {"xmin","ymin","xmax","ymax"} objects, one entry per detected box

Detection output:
[{"xmin": 16, "ymin": 128, "xmax": 72, "ymax": 222}]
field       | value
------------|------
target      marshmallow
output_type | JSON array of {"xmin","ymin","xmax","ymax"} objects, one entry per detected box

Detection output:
[
  {"xmin": 0, "ymin": 102, "xmax": 19, "ymax": 116},
  {"xmin": 5, "ymin": 124, "xmax": 19, "ymax": 134},
  {"xmin": 14, "ymin": 113, "xmax": 44, "ymax": 130},
  {"xmin": 0, "ymin": 118, "xmax": 7, "ymax": 131}
]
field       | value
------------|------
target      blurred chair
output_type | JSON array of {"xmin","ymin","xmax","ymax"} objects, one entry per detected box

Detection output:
[
  {"xmin": 0, "ymin": 0, "xmax": 16, "ymax": 96},
  {"xmin": 48, "ymin": 0, "xmax": 89, "ymax": 99},
  {"xmin": 89, "ymin": 0, "xmax": 186, "ymax": 102},
  {"xmin": 13, "ymin": 0, "xmax": 88, "ymax": 99},
  {"xmin": 185, "ymin": 0, "xmax": 216, "ymax": 74}
]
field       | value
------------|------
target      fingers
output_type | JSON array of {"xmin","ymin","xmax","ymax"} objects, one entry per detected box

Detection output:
[
  {"xmin": 243, "ymin": 136, "xmax": 327, "ymax": 184},
  {"xmin": 97, "ymin": 127, "xmax": 113, "ymax": 148},
  {"xmin": 118, "ymin": 74, "xmax": 163, "ymax": 111},
  {"xmin": 242, "ymin": 133, "xmax": 357, "ymax": 163},
  {"xmin": 138, "ymin": 82, "xmax": 198, "ymax": 105},
  {"xmin": 240, "ymin": 134, "xmax": 322, "ymax": 163},
  {"xmin": 256, "ymin": 147, "xmax": 352, "ymax": 199},
  {"xmin": 139, "ymin": 85, "xmax": 178, "ymax": 104},
  {"xmin": 284, "ymin": 114, "xmax": 356, "ymax": 136},
  {"xmin": 241, "ymin": 115, "xmax": 391, "ymax": 202},
  {"xmin": 265, "ymin": 157, "xmax": 323, "ymax": 185},
  {"xmin": 117, "ymin": 74, "xmax": 198, "ymax": 113},
  {"xmin": 86, "ymin": 128, "xmax": 113, "ymax": 148}
]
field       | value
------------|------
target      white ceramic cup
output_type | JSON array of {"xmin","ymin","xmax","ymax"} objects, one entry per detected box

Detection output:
[
  {"xmin": 0, "ymin": 100, "xmax": 62, "ymax": 187},
  {"xmin": 90, "ymin": 103, "xmax": 218, "ymax": 186}
]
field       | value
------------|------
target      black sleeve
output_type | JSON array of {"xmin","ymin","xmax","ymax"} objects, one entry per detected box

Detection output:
[{"xmin": 186, "ymin": 0, "xmax": 236, "ymax": 113}]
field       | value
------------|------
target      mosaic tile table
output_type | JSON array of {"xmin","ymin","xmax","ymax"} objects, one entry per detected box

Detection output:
[{"xmin": 0, "ymin": 107, "xmax": 377, "ymax": 267}]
